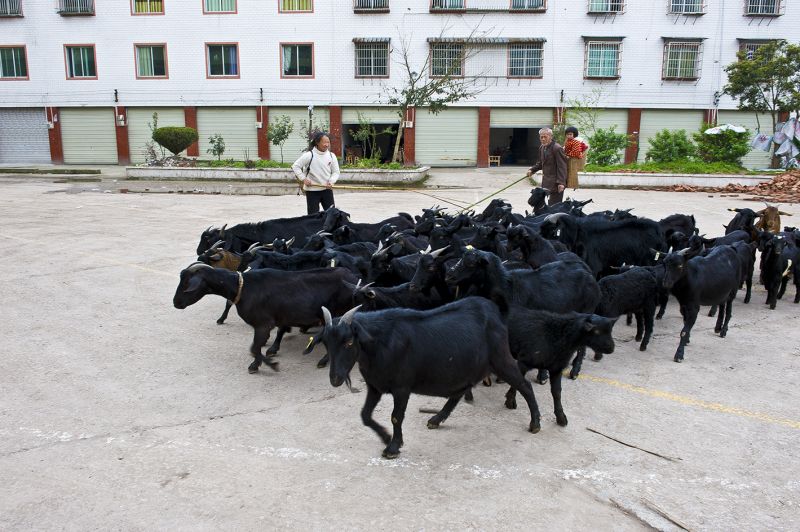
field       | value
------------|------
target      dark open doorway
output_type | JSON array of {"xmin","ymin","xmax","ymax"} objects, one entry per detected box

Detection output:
[
  {"xmin": 343, "ymin": 123, "xmax": 399, "ymax": 164},
  {"xmin": 489, "ymin": 127, "xmax": 543, "ymax": 166}
]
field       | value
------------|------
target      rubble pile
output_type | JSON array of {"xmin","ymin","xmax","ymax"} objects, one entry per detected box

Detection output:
[{"xmin": 648, "ymin": 170, "xmax": 800, "ymax": 203}]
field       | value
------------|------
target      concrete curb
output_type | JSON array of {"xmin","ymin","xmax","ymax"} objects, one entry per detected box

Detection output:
[
  {"xmin": 125, "ymin": 166, "xmax": 430, "ymax": 185},
  {"xmin": 532, "ymin": 172, "xmax": 775, "ymax": 189}
]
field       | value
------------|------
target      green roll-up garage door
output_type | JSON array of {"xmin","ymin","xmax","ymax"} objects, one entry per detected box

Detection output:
[
  {"xmin": 268, "ymin": 107, "xmax": 330, "ymax": 163},
  {"xmin": 197, "ymin": 107, "xmax": 259, "ymax": 161},
  {"xmin": 637, "ymin": 110, "xmax": 703, "ymax": 162},
  {"xmin": 128, "ymin": 108, "xmax": 185, "ymax": 163},
  {"xmin": 717, "ymin": 110, "xmax": 773, "ymax": 170},
  {"xmin": 490, "ymin": 108, "xmax": 552, "ymax": 128},
  {"xmin": 593, "ymin": 109, "xmax": 628, "ymax": 135},
  {"xmin": 342, "ymin": 107, "xmax": 399, "ymax": 125},
  {"xmin": 416, "ymin": 108, "xmax": 478, "ymax": 167},
  {"xmin": 0, "ymin": 108, "xmax": 51, "ymax": 164},
  {"xmin": 60, "ymin": 108, "xmax": 119, "ymax": 164}
]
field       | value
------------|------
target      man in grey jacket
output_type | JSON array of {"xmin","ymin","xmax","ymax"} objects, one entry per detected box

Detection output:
[
  {"xmin": 526, "ymin": 128, "xmax": 567, "ymax": 206},
  {"xmin": 291, "ymin": 132, "xmax": 340, "ymax": 214}
]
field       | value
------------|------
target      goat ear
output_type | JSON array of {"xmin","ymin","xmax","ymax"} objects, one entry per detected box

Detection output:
[
  {"xmin": 778, "ymin": 211, "xmax": 792, "ymax": 216},
  {"xmin": 352, "ymin": 321, "xmax": 375, "ymax": 352},
  {"xmin": 209, "ymin": 253, "xmax": 223, "ymax": 262},
  {"xmin": 583, "ymin": 317, "xmax": 595, "ymax": 332},
  {"xmin": 183, "ymin": 275, "xmax": 204, "ymax": 293}
]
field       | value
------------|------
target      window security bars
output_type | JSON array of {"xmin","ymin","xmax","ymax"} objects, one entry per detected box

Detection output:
[
  {"xmin": 745, "ymin": 0, "xmax": 781, "ymax": 15},
  {"xmin": 0, "ymin": 0, "xmax": 22, "ymax": 16},
  {"xmin": 66, "ymin": 46, "xmax": 96, "ymax": 78},
  {"xmin": 133, "ymin": 0, "xmax": 163, "ymax": 13},
  {"xmin": 281, "ymin": 0, "xmax": 312, "ymax": 11},
  {"xmin": 588, "ymin": 0, "xmax": 624, "ymax": 13},
  {"xmin": 585, "ymin": 41, "xmax": 621, "ymax": 77},
  {"xmin": 668, "ymin": 0, "xmax": 704, "ymax": 13},
  {"xmin": 57, "ymin": 0, "xmax": 94, "ymax": 14},
  {"xmin": 430, "ymin": 0, "xmax": 545, "ymax": 11},
  {"xmin": 431, "ymin": 43, "xmax": 464, "ymax": 77},
  {"xmin": 0, "ymin": 47, "xmax": 27, "ymax": 78},
  {"xmin": 354, "ymin": 0, "xmax": 389, "ymax": 10},
  {"xmin": 508, "ymin": 43, "xmax": 543, "ymax": 77},
  {"xmin": 662, "ymin": 42, "xmax": 701, "ymax": 79},
  {"xmin": 355, "ymin": 42, "xmax": 389, "ymax": 77}
]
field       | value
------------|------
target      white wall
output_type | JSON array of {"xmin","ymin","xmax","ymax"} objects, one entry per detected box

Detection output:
[{"xmin": 0, "ymin": 2, "xmax": 794, "ymax": 110}]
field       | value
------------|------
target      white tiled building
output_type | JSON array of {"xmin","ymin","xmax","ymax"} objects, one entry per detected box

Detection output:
[{"xmin": 0, "ymin": 0, "xmax": 793, "ymax": 167}]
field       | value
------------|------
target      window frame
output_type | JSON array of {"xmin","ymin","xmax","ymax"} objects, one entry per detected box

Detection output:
[
  {"xmin": 202, "ymin": 0, "xmax": 237, "ymax": 14},
  {"xmin": 0, "ymin": 0, "xmax": 24, "ymax": 17},
  {"xmin": 430, "ymin": 42, "xmax": 465, "ymax": 78},
  {"xmin": 279, "ymin": 0, "xmax": 313, "ymax": 13},
  {"xmin": 506, "ymin": 42, "xmax": 544, "ymax": 79},
  {"xmin": 353, "ymin": 0, "xmax": 390, "ymax": 12},
  {"xmin": 205, "ymin": 42, "xmax": 240, "ymax": 79},
  {"xmin": 0, "ymin": 44, "xmax": 29, "ymax": 81},
  {"xmin": 130, "ymin": 0, "xmax": 164, "ymax": 15},
  {"xmin": 661, "ymin": 40, "xmax": 702, "ymax": 81},
  {"xmin": 587, "ymin": 0, "xmax": 625, "ymax": 14},
  {"xmin": 133, "ymin": 43, "xmax": 169, "ymax": 79},
  {"xmin": 743, "ymin": 0, "xmax": 783, "ymax": 16},
  {"xmin": 509, "ymin": 0, "xmax": 547, "ymax": 11},
  {"xmin": 354, "ymin": 41, "xmax": 390, "ymax": 79},
  {"xmin": 63, "ymin": 44, "xmax": 98, "ymax": 80},
  {"xmin": 280, "ymin": 42, "xmax": 315, "ymax": 79},
  {"xmin": 584, "ymin": 40, "xmax": 622, "ymax": 79},
  {"xmin": 668, "ymin": 0, "xmax": 706, "ymax": 14}
]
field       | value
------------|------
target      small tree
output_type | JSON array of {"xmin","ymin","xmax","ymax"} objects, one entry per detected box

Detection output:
[
  {"xmin": 693, "ymin": 123, "xmax": 750, "ymax": 166},
  {"xmin": 349, "ymin": 112, "xmax": 397, "ymax": 161},
  {"xmin": 645, "ymin": 129, "xmax": 695, "ymax": 163},
  {"xmin": 588, "ymin": 126, "xmax": 629, "ymax": 166},
  {"xmin": 146, "ymin": 112, "xmax": 166, "ymax": 161},
  {"xmin": 266, "ymin": 115, "xmax": 294, "ymax": 163},
  {"xmin": 207, "ymin": 134, "xmax": 225, "ymax": 161},
  {"xmin": 723, "ymin": 40, "xmax": 800, "ymax": 167},
  {"xmin": 152, "ymin": 127, "xmax": 199, "ymax": 156},
  {"xmin": 299, "ymin": 118, "xmax": 330, "ymax": 149},
  {"xmin": 565, "ymin": 87, "xmax": 606, "ymax": 138}
]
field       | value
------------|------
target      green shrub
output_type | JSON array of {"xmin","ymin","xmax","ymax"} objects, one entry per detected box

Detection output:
[
  {"xmin": 693, "ymin": 123, "xmax": 750, "ymax": 166},
  {"xmin": 587, "ymin": 126, "xmax": 629, "ymax": 166},
  {"xmin": 151, "ymin": 127, "xmax": 198, "ymax": 156},
  {"xmin": 645, "ymin": 129, "xmax": 695, "ymax": 163},
  {"xmin": 584, "ymin": 160, "xmax": 749, "ymax": 175},
  {"xmin": 207, "ymin": 134, "xmax": 226, "ymax": 161}
]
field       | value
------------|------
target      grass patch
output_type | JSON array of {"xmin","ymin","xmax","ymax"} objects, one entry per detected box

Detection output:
[{"xmin": 584, "ymin": 161, "xmax": 765, "ymax": 175}]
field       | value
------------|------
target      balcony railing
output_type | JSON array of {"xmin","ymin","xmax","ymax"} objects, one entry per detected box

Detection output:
[
  {"xmin": 354, "ymin": 0, "xmax": 389, "ymax": 12},
  {"xmin": 0, "ymin": 0, "xmax": 23, "ymax": 16},
  {"xmin": 57, "ymin": 0, "xmax": 94, "ymax": 15},
  {"xmin": 430, "ymin": 0, "xmax": 546, "ymax": 12}
]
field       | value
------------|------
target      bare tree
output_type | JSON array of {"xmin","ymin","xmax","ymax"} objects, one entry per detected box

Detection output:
[{"xmin": 383, "ymin": 22, "xmax": 491, "ymax": 164}]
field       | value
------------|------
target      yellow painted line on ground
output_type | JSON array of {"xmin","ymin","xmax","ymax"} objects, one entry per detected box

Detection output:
[
  {"xmin": 578, "ymin": 373, "xmax": 800, "ymax": 430},
  {"xmin": 2, "ymin": 234, "xmax": 174, "ymax": 278}
]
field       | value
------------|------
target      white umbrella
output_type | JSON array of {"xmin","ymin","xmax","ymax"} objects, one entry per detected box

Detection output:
[{"xmin": 704, "ymin": 123, "xmax": 747, "ymax": 135}]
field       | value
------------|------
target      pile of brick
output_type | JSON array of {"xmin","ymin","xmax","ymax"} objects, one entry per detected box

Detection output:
[{"xmin": 649, "ymin": 170, "xmax": 800, "ymax": 204}]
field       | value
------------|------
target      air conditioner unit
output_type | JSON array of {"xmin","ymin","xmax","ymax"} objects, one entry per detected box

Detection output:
[
  {"xmin": 255, "ymin": 121, "xmax": 263, "ymax": 129},
  {"xmin": 402, "ymin": 120, "xmax": 414, "ymax": 128},
  {"xmin": 117, "ymin": 115, "xmax": 126, "ymax": 127}
]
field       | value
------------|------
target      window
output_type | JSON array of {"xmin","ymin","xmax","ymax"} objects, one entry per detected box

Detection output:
[
  {"xmin": 508, "ymin": 43, "xmax": 543, "ymax": 78},
  {"xmin": 662, "ymin": 41, "xmax": 701, "ymax": 79},
  {"xmin": 739, "ymin": 41, "xmax": 770, "ymax": 60},
  {"xmin": 354, "ymin": 0, "xmax": 389, "ymax": 10},
  {"xmin": 280, "ymin": 0, "xmax": 312, "ymax": 11},
  {"xmin": 431, "ymin": 43, "xmax": 463, "ymax": 77},
  {"xmin": 588, "ymin": 0, "xmax": 623, "ymax": 12},
  {"xmin": 431, "ymin": 0, "xmax": 464, "ymax": 9},
  {"xmin": 203, "ymin": 0, "xmax": 235, "ymax": 13},
  {"xmin": 355, "ymin": 42, "xmax": 389, "ymax": 78},
  {"xmin": 206, "ymin": 44, "xmax": 238, "ymax": 77},
  {"xmin": 0, "ymin": 0, "xmax": 23, "ymax": 16},
  {"xmin": 511, "ymin": 0, "xmax": 545, "ymax": 9},
  {"xmin": 585, "ymin": 41, "xmax": 621, "ymax": 78},
  {"xmin": 57, "ymin": 0, "xmax": 94, "ymax": 14},
  {"xmin": 281, "ymin": 44, "xmax": 313, "ymax": 77},
  {"xmin": 65, "ymin": 45, "xmax": 97, "ymax": 79},
  {"xmin": 0, "ymin": 46, "xmax": 27, "ymax": 79},
  {"xmin": 745, "ymin": 0, "xmax": 780, "ymax": 15},
  {"xmin": 669, "ymin": 0, "xmax": 704, "ymax": 14},
  {"xmin": 135, "ymin": 45, "xmax": 167, "ymax": 78},
  {"xmin": 132, "ymin": 0, "xmax": 163, "ymax": 14}
]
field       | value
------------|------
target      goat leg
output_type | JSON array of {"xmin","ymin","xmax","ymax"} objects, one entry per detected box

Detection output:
[{"xmin": 383, "ymin": 390, "xmax": 410, "ymax": 459}]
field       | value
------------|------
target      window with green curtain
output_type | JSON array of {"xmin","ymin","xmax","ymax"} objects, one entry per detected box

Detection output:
[
  {"xmin": 586, "ymin": 42, "xmax": 619, "ymax": 77},
  {"xmin": 134, "ymin": 0, "xmax": 163, "ymax": 13},
  {"xmin": 0, "ymin": 47, "xmax": 27, "ymax": 78},
  {"xmin": 282, "ymin": 44, "xmax": 313, "ymax": 76},
  {"xmin": 207, "ymin": 44, "xmax": 237, "ymax": 76},
  {"xmin": 136, "ymin": 45, "xmax": 166, "ymax": 77},
  {"xmin": 66, "ymin": 46, "xmax": 95, "ymax": 78},
  {"xmin": 664, "ymin": 43, "xmax": 699, "ymax": 78},
  {"xmin": 204, "ymin": 0, "xmax": 236, "ymax": 12},
  {"xmin": 280, "ymin": 0, "xmax": 312, "ymax": 11}
]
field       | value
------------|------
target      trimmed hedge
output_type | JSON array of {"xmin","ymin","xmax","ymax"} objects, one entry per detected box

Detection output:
[{"xmin": 152, "ymin": 127, "xmax": 199, "ymax": 155}]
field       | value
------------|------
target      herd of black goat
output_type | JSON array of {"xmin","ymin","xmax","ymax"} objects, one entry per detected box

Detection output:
[{"xmin": 173, "ymin": 187, "xmax": 798, "ymax": 458}]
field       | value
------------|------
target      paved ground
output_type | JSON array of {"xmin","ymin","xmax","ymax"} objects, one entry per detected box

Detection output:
[{"xmin": 1, "ymin": 168, "xmax": 799, "ymax": 531}]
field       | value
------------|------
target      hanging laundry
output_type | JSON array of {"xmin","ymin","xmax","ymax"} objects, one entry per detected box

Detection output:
[
  {"xmin": 751, "ymin": 132, "xmax": 773, "ymax": 151},
  {"xmin": 776, "ymin": 138, "xmax": 799, "ymax": 158},
  {"xmin": 773, "ymin": 121, "xmax": 787, "ymax": 144},
  {"xmin": 781, "ymin": 117, "xmax": 797, "ymax": 140}
]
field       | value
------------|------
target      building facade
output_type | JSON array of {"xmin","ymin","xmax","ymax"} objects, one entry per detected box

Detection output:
[{"xmin": 0, "ymin": 0, "xmax": 793, "ymax": 168}]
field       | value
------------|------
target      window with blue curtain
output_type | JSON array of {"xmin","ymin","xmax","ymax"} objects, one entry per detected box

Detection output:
[{"xmin": 207, "ymin": 44, "xmax": 238, "ymax": 76}]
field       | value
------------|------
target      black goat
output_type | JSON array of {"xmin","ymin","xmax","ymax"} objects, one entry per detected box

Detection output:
[
  {"xmin": 197, "ymin": 211, "xmax": 331, "ymax": 255},
  {"xmin": 596, "ymin": 268, "xmax": 659, "ymax": 352},
  {"xmin": 310, "ymin": 298, "xmax": 541, "ymax": 459}
]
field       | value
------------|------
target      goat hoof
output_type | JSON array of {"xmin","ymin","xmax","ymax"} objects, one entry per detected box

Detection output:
[
  {"xmin": 568, "ymin": 369, "xmax": 580, "ymax": 380},
  {"xmin": 720, "ymin": 330, "xmax": 727, "ymax": 338},
  {"xmin": 495, "ymin": 377, "xmax": 505, "ymax": 384},
  {"xmin": 673, "ymin": 355, "xmax": 683, "ymax": 363},
  {"xmin": 529, "ymin": 421, "xmax": 541, "ymax": 434},
  {"xmin": 247, "ymin": 364, "xmax": 259, "ymax": 374},
  {"xmin": 464, "ymin": 391, "xmax": 474, "ymax": 403},
  {"xmin": 639, "ymin": 344, "xmax": 648, "ymax": 352},
  {"xmin": 427, "ymin": 419, "xmax": 441, "ymax": 429},
  {"xmin": 505, "ymin": 398, "xmax": 517, "ymax": 410},
  {"xmin": 316, "ymin": 356, "xmax": 329, "ymax": 368},
  {"xmin": 593, "ymin": 353, "xmax": 604, "ymax": 361},
  {"xmin": 382, "ymin": 448, "xmax": 401, "ymax": 459},
  {"xmin": 216, "ymin": 319, "xmax": 225, "ymax": 325},
  {"xmin": 556, "ymin": 414, "xmax": 568, "ymax": 427},
  {"xmin": 266, "ymin": 347, "xmax": 279, "ymax": 355},
  {"xmin": 482, "ymin": 377, "xmax": 492, "ymax": 387}
]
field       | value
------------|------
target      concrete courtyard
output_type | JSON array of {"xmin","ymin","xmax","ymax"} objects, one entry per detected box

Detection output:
[{"xmin": 1, "ymin": 168, "xmax": 799, "ymax": 530}]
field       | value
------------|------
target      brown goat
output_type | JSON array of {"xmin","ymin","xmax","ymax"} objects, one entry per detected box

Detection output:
[{"xmin": 755, "ymin": 204, "xmax": 793, "ymax": 234}]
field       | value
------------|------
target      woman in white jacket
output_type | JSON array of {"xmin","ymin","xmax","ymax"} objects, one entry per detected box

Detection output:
[{"xmin": 291, "ymin": 132, "xmax": 340, "ymax": 214}]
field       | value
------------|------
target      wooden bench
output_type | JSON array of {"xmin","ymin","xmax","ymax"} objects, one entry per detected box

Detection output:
[{"xmin": 488, "ymin": 155, "xmax": 501, "ymax": 167}]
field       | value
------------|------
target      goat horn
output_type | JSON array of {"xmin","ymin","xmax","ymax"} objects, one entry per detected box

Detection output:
[
  {"xmin": 205, "ymin": 225, "xmax": 213, "ymax": 233},
  {"xmin": 355, "ymin": 278, "xmax": 362, "ymax": 290},
  {"xmin": 677, "ymin": 247, "xmax": 691, "ymax": 256},
  {"xmin": 208, "ymin": 239, "xmax": 225, "ymax": 250},
  {"xmin": 421, "ymin": 244, "xmax": 432, "ymax": 255},
  {"xmin": 429, "ymin": 246, "xmax": 449, "ymax": 259},
  {"xmin": 246, "ymin": 242, "xmax": 262, "ymax": 252},
  {"xmin": 358, "ymin": 282, "xmax": 375, "ymax": 292},
  {"xmin": 544, "ymin": 213, "xmax": 568, "ymax": 224},
  {"xmin": 286, "ymin": 236, "xmax": 296, "ymax": 247},
  {"xmin": 340, "ymin": 305, "xmax": 361, "ymax": 325},
  {"xmin": 186, "ymin": 261, "xmax": 214, "ymax": 272},
  {"xmin": 321, "ymin": 306, "xmax": 333, "ymax": 328}
]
